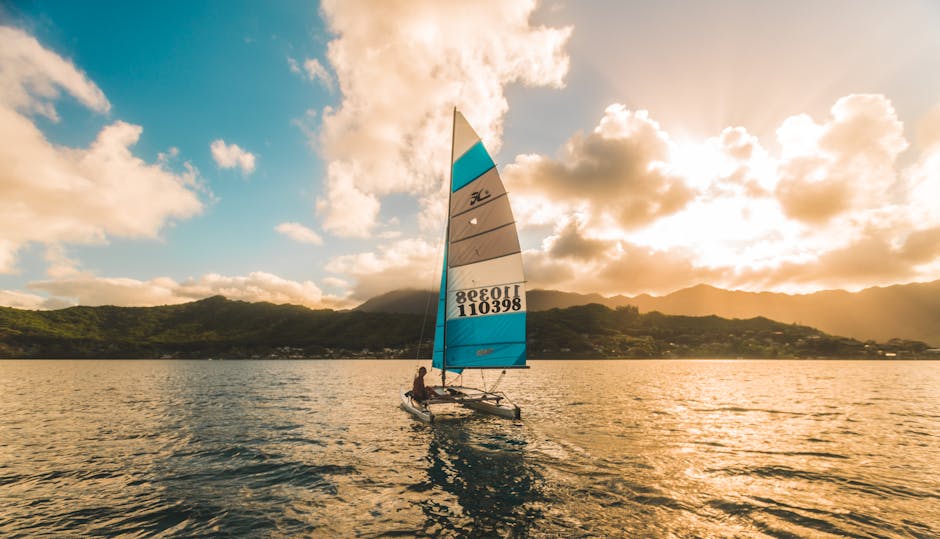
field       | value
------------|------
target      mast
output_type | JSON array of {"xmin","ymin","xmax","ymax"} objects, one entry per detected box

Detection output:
[{"xmin": 442, "ymin": 106, "xmax": 456, "ymax": 387}]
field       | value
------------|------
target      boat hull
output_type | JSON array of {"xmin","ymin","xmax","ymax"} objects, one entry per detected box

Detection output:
[
  {"xmin": 400, "ymin": 385, "xmax": 520, "ymax": 422},
  {"xmin": 461, "ymin": 398, "xmax": 520, "ymax": 419},
  {"xmin": 399, "ymin": 387, "xmax": 434, "ymax": 423}
]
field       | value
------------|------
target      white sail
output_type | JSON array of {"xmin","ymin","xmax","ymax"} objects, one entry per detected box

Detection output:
[{"xmin": 432, "ymin": 110, "xmax": 527, "ymax": 371}]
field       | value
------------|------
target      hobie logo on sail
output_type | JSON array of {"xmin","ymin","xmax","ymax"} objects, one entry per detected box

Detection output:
[{"xmin": 469, "ymin": 189, "xmax": 491, "ymax": 205}]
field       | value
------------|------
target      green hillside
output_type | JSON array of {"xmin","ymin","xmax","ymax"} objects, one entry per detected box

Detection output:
[
  {"xmin": 0, "ymin": 296, "xmax": 933, "ymax": 359},
  {"xmin": 356, "ymin": 280, "xmax": 940, "ymax": 346}
]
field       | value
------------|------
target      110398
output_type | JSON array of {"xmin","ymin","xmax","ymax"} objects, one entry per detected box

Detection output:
[{"xmin": 453, "ymin": 284, "xmax": 523, "ymax": 317}]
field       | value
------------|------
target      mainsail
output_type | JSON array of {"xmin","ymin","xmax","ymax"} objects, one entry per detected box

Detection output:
[{"xmin": 431, "ymin": 110, "xmax": 527, "ymax": 374}]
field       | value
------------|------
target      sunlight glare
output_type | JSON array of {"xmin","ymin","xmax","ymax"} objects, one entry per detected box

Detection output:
[{"xmin": 669, "ymin": 140, "xmax": 724, "ymax": 190}]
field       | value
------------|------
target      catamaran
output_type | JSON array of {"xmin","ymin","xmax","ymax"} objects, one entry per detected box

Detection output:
[{"xmin": 400, "ymin": 109, "xmax": 527, "ymax": 423}]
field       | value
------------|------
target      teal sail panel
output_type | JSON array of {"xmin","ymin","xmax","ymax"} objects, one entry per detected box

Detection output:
[
  {"xmin": 452, "ymin": 141, "xmax": 495, "ymax": 192},
  {"xmin": 444, "ymin": 313, "xmax": 526, "ymax": 368},
  {"xmin": 431, "ymin": 110, "xmax": 526, "ymax": 371},
  {"xmin": 431, "ymin": 252, "xmax": 447, "ymax": 371}
]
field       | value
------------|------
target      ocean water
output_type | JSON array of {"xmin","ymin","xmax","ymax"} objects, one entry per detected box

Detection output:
[{"xmin": 0, "ymin": 359, "xmax": 937, "ymax": 538}]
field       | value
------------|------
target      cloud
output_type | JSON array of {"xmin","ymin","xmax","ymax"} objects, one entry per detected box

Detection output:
[
  {"xmin": 210, "ymin": 139, "xmax": 256, "ymax": 174},
  {"xmin": 28, "ymin": 275, "xmax": 185, "ymax": 307},
  {"xmin": 0, "ymin": 112, "xmax": 204, "ymax": 272},
  {"xmin": 726, "ymin": 224, "xmax": 940, "ymax": 292},
  {"xmin": 0, "ymin": 289, "xmax": 49, "ymax": 310},
  {"xmin": 324, "ymin": 238, "xmax": 440, "ymax": 300},
  {"xmin": 157, "ymin": 146, "xmax": 180, "ymax": 164},
  {"xmin": 0, "ymin": 240, "xmax": 17, "ymax": 275},
  {"xmin": 314, "ymin": 0, "xmax": 571, "ymax": 237},
  {"xmin": 302, "ymin": 58, "xmax": 332, "ymax": 88},
  {"xmin": 544, "ymin": 216, "xmax": 617, "ymax": 262},
  {"xmin": 306, "ymin": 92, "xmax": 938, "ymax": 298},
  {"xmin": 0, "ymin": 26, "xmax": 109, "ymax": 119},
  {"xmin": 314, "ymin": 163, "xmax": 380, "ymax": 237},
  {"xmin": 523, "ymin": 217, "xmax": 716, "ymax": 295},
  {"xmin": 916, "ymin": 101, "xmax": 940, "ymax": 151},
  {"xmin": 899, "ymin": 226, "xmax": 940, "ymax": 265},
  {"xmin": 290, "ymin": 56, "xmax": 334, "ymax": 90},
  {"xmin": 321, "ymin": 276, "xmax": 350, "ymax": 290},
  {"xmin": 0, "ymin": 26, "xmax": 204, "ymax": 275},
  {"xmin": 904, "ymin": 126, "xmax": 940, "ymax": 230},
  {"xmin": 275, "ymin": 222, "xmax": 323, "ymax": 244},
  {"xmin": 175, "ymin": 272, "xmax": 331, "ymax": 306},
  {"xmin": 43, "ymin": 244, "xmax": 80, "ymax": 278},
  {"xmin": 501, "ymin": 94, "xmax": 940, "ymax": 295},
  {"xmin": 775, "ymin": 94, "xmax": 907, "ymax": 223},
  {"xmin": 19, "ymin": 271, "xmax": 351, "ymax": 309},
  {"xmin": 291, "ymin": 108, "xmax": 320, "ymax": 151},
  {"xmin": 505, "ymin": 104, "xmax": 695, "ymax": 230}
]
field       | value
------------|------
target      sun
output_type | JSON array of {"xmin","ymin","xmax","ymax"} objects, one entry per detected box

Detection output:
[
  {"xmin": 668, "ymin": 139, "xmax": 725, "ymax": 190},
  {"xmin": 627, "ymin": 136, "xmax": 805, "ymax": 285}
]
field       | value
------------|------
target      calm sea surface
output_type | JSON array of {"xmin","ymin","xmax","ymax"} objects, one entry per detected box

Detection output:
[{"xmin": 0, "ymin": 359, "xmax": 937, "ymax": 538}]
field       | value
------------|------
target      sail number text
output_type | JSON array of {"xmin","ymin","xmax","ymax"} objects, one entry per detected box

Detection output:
[{"xmin": 454, "ymin": 285, "xmax": 522, "ymax": 317}]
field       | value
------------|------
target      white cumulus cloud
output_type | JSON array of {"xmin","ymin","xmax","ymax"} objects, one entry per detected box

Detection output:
[
  {"xmin": 19, "ymin": 271, "xmax": 351, "ymax": 309},
  {"xmin": 275, "ymin": 222, "xmax": 323, "ymax": 244},
  {"xmin": 0, "ymin": 26, "xmax": 110, "ymax": 119},
  {"xmin": 506, "ymin": 104, "xmax": 695, "ymax": 231},
  {"xmin": 775, "ymin": 94, "xmax": 908, "ymax": 224},
  {"xmin": 0, "ymin": 289, "xmax": 50, "ymax": 310},
  {"xmin": 325, "ymin": 238, "xmax": 440, "ymax": 300},
  {"xmin": 0, "ymin": 26, "xmax": 204, "ymax": 275},
  {"xmin": 313, "ymin": 0, "xmax": 572, "ymax": 237},
  {"xmin": 210, "ymin": 139, "xmax": 256, "ymax": 174}
]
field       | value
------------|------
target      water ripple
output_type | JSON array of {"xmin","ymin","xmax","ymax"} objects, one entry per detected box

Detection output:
[{"xmin": 0, "ymin": 359, "xmax": 937, "ymax": 538}]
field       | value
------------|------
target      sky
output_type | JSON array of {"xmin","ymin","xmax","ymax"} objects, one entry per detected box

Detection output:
[{"xmin": 2, "ymin": 0, "xmax": 940, "ymax": 310}]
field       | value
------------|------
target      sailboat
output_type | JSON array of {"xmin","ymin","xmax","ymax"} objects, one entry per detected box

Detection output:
[{"xmin": 400, "ymin": 109, "xmax": 527, "ymax": 423}]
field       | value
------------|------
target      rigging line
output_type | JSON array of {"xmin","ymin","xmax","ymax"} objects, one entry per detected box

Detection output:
[
  {"xmin": 415, "ymin": 287, "xmax": 433, "ymax": 361},
  {"xmin": 415, "ymin": 254, "xmax": 442, "ymax": 363},
  {"xmin": 490, "ymin": 369, "xmax": 506, "ymax": 393},
  {"xmin": 416, "ymin": 198, "xmax": 449, "ymax": 363}
]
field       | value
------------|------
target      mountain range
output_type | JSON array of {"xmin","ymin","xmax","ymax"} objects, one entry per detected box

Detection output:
[
  {"xmin": 355, "ymin": 280, "xmax": 940, "ymax": 347},
  {"xmin": 2, "ymin": 296, "xmax": 931, "ymax": 359}
]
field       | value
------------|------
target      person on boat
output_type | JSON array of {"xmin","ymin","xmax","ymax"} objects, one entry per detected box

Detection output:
[{"xmin": 412, "ymin": 366, "xmax": 432, "ymax": 402}]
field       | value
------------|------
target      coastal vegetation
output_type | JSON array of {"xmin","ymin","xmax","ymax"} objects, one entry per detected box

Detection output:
[{"xmin": 0, "ymin": 296, "xmax": 933, "ymax": 359}]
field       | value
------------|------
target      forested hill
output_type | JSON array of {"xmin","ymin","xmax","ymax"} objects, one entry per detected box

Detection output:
[
  {"xmin": 0, "ymin": 296, "xmax": 933, "ymax": 359},
  {"xmin": 356, "ymin": 280, "xmax": 940, "ymax": 347},
  {"xmin": 0, "ymin": 296, "xmax": 424, "ymax": 359}
]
